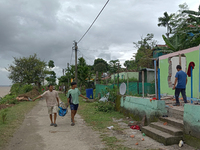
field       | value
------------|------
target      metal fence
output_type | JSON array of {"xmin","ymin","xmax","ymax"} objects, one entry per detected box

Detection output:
[{"xmin": 95, "ymin": 82, "xmax": 155, "ymax": 98}]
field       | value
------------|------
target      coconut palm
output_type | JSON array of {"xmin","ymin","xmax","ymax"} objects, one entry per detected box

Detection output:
[{"xmin": 158, "ymin": 12, "xmax": 175, "ymax": 38}]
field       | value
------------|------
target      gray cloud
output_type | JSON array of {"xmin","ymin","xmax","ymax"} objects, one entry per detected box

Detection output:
[{"xmin": 0, "ymin": 0, "xmax": 198, "ymax": 85}]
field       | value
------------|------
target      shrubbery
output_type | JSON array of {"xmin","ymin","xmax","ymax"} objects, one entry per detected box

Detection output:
[
  {"xmin": 0, "ymin": 83, "xmax": 34, "ymax": 104},
  {"xmin": 95, "ymin": 102, "xmax": 114, "ymax": 112},
  {"xmin": 10, "ymin": 83, "xmax": 33, "ymax": 95}
]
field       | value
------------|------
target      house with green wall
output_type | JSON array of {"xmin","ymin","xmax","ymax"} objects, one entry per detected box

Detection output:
[
  {"xmin": 159, "ymin": 45, "xmax": 200, "ymax": 99},
  {"xmin": 111, "ymin": 72, "xmax": 139, "ymax": 81}
]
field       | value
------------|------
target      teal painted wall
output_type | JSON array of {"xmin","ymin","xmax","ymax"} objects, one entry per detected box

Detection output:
[
  {"xmin": 120, "ymin": 96, "xmax": 167, "ymax": 122},
  {"xmin": 184, "ymin": 104, "xmax": 200, "ymax": 139},
  {"xmin": 111, "ymin": 72, "xmax": 139, "ymax": 80},
  {"xmin": 159, "ymin": 49, "xmax": 200, "ymax": 98}
]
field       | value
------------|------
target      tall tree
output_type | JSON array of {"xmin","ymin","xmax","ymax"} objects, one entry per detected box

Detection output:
[
  {"xmin": 133, "ymin": 34, "xmax": 157, "ymax": 69},
  {"xmin": 158, "ymin": 12, "xmax": 175, "ymax": 38},
  {"xmin": 183, "ymin": 5, "xmax": 200, "ymax": 24},
  {"xmin": 77, "ymin": 57, "xmax": 89, "ymax": 89},
  {"xmin": 45, "ymin": 60, "xmax": 56, "ymax": 85},
  {"xmin": 93, "ymin": 58, "xmax": 109, "ymax": 73},
  {"xmin": 109, "ymin": 59, "xmax": 120, "ymax": 74},
  {"xmin": 7, "ymin": 54, "xmax": 46, "ymax": 86}
]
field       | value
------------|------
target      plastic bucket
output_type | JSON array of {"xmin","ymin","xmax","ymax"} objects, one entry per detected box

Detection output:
[{"xmin": 86, "ymin": 88, "xmax": 93, "ymax": 99}]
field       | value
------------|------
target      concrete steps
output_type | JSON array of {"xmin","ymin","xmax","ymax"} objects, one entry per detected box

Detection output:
[
  {"xmin": 142, "ymin": 126, "xmax": 182, "ymax": 145},
  {"xmin": 159, "ymin": 117, "xmax": 184, "ymax": 129},
  {"xmin": 141, "ymin": 116, "xmax": 184, "ymax": 145},
  {"xmin": 150, "ymin": 122, "xmax": 183, "ymax": 136},
  {"xmin": 167, "ymin": 107, "xmax": 184, "ymax": 120}
]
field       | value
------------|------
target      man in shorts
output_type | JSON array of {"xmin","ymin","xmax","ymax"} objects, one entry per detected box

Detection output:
[
  {"xmin": 67, "ymin": 82, "xmax": 88, "ymax": 126},
  {"xmin": 33, "ymin": 84, "xmax": 59, "ymax": 127}
]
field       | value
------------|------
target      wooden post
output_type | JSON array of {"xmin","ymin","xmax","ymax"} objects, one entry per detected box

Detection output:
[
  {"xmin": 127, "ymin": 68, "xmax": 129, "ymax": 95},
  {"xmin": 96, "ymin": 71, "xmax": 98, "ymax": 84},
  {"xmin": 142, "ymin": 70, "xmax": 144, "ymax": 98},
  {"xmin": 117, "ymin": 63, "xmax": 119, "ymax": 94},
  {"xmin": 154, "ymin": 60, "xmax": 157, "ymax": 99},
  {"xmin": 179, "ymin": 54, "xmax": 181, "ymax": 66}
]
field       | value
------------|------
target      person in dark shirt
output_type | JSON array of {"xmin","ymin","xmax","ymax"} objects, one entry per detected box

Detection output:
[{"xmin": 173, "ymin": 65, "xmax": 188, "ymax": 106}]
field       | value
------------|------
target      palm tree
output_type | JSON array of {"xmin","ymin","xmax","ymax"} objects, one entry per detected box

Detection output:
[
  {"xmin": 158, "ymin": 12, "xmax": 175, "ymax": 38},
  {"xmin": 182, "ymin": 5, "xmax": 200, "ymax": 24}
]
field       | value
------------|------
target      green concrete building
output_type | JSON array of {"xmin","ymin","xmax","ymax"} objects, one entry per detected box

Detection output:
[{"xmin": 159, "ymin": 45, "xmax": 200, "ymax": 99}]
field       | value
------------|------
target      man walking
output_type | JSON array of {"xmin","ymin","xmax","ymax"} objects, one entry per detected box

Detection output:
[
  {"xmin": 33, "ymin": 84, "xmax": 59, "ymax": 127},
  {"xmin": 67, "ymin": 82, "xmax": 88, "ymax": 126},
  {"xmin": 173, "ymin": 65, "xmax": 188, "ymax": 106}
]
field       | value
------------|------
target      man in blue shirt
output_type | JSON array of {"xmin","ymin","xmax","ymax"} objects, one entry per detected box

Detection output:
[{"xmin": 173, "ymin": 65, "xmax": 188, "ymax": 106}]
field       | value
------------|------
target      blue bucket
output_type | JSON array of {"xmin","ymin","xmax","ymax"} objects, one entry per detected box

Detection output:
[{"xmin": 86, "ymin": 88, "xmax": 93, "ymax": 99}]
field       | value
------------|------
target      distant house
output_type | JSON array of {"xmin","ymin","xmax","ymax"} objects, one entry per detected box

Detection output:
[
  {"xmin": 153, "ymin": 45, "xmax": 169, "ymax": 58},
  {"xmin": 139, "ymin": 68, "xmax": 155, "ymax": 83},
  {"xmin": 111, "ymin": 71, "xmax": 139, "ymax": 81}
]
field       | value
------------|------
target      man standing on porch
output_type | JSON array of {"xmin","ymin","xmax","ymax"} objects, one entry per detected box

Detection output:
[{"xmin": 173, "ymin": 65, "xmax": 188, "ymax": 106}]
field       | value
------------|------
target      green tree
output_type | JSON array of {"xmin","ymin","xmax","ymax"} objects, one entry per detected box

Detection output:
[
  {"xmin": 109, "ymin": 59, "xmax": 120, "ymax": 74},
  {"xmin": 158, "ymin": 12, "xmax": 175, "ymax": 38},
  {"xmin": 77, "ymin": 57, "xmax": 89, "ymax": 89},
  {"xmin": 124, "ymin": 60, "xmax": 137, "ymax": 70},
  {"xmin": 183, "ymin": 5, "xmax": 200, "ymax": 24},
  {"xmin": 161, "ymin": 4, "xmax": 200, "ymax": 51},
  {"xmin": 48, "ymin": 60, "xmax": 55, "ymax": 68},
  {"xmin": 94, "ymin": 58, "xmax": 109, "ymax": 73},
  {"xmin": 133, "ymin": 34, "xmax": 157, "ymax": 69},
  {"xmin": 7, "ymin": 54, "xmax": 46, "ymax": 86},
  {"xmin": 45, "ymin": 60, "xmax": 56, "ymax": 85}
]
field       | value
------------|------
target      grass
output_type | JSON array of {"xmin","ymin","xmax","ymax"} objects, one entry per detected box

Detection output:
[
  {"xmin": 0, "ymin": 100, "xmax": 38, "ymax": 148},
  {"xmin": 59, "ymin": 93, "xmax": 131, "ymax": 150}
]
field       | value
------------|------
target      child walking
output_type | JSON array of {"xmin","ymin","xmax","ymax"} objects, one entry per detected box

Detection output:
[{"xmin": 67, "ymin": 82, "xmax": 88, "ymax": 126}]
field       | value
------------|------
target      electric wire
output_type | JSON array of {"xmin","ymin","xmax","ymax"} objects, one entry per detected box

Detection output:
[
  {"xmin": 77, "ymin": 0, "xmax": 110, "ymax": 43},
  {"xmin": 78, "ymin": 50, "xmax": 94, "ymax": 64}
]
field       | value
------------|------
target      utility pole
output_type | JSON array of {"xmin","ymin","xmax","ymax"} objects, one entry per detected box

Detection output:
[
  {"xmin": 117, "ymin": 63, "xmax": 120, "ymax": 94},
  {"xmin": 67, "ymin": 63, "xmax": 69, "ymax": 88},
  {"xmin": 74, "ymin": 41, "xmax": 78, "ymax": 84}
]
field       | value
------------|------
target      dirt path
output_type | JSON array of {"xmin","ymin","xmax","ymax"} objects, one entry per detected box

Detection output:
[{"xmin": 5, "ymin": 99, "xmax": 104, "ymax": 150}]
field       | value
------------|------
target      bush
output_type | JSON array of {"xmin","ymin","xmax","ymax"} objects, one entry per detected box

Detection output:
[
  {"xmin": 101, "ymin": 85, "xmax": 118, "ymax": 102},
  {"xmin": 22, "ymin": 84, "xmax": 33, "ymax": 93},
  {"xmin": 95, "ymin": 102, "xmax": 114, "ymax": 112},
  {"xmin": 10, "ymin": 83, "xmax": 33, "ymax": 95},
  {"xmin": 0, "ymin": 94, "xmax": 16, "ymax": 104},
  {"xmin": 9, "ymin": 99, "xmax": 19, "ymax": 104},
  {"xmin": 10, "ymin": 83, "xmax": 21, "ymax": 95}
]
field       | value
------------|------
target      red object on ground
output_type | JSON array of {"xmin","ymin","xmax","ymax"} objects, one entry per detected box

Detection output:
[
  {"xmin": 187, "ymin": 62, "xmax": 195, "ymax": 77},
  {"xmin": 130, "ymin": 125, "xmax": 140, "ymax": 130},
  {"xmin": 150, "ymin": 97, "xmax": 157, "ymax": 101},
  {"xmin": 163, "ymin": 122, "xmax": 167, "ymax": 125}
]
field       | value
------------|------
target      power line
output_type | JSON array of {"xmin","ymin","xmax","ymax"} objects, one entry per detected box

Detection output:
[
  {"xmin": 78, "ymin": 50, "xmax": 94, "ymax": 64},
  {"xmin": 77, "ymin": 0, "xmax": 110, "ymax": 43},
  {"xmin": 79, "ymin": 48, "xmax": 134, "ymax": 52}
]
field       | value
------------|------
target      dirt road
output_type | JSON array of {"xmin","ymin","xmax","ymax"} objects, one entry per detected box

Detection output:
[{"xmin": 4, "ymin": 99, "xmax": 104, "ymax": 150}]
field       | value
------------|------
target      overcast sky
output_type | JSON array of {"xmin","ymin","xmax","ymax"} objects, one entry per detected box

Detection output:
[{"xmin": 0, "ymin": 0, "xmax": 199, "ymax": 85}]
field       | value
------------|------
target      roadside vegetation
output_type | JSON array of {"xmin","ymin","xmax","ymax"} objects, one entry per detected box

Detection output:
[
  {"xmin": 0, "ymin": 100, "xmax": 38, "ymax": 148},
  {"xmin": 0, "ymin": 83, "xmax": 41, "ymax": 148},
  {"xmin": 59, "ymin": 93, "xmax": 132, "ymax": 150}
]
